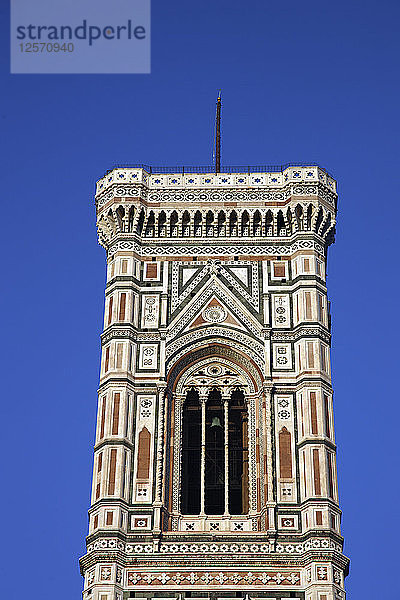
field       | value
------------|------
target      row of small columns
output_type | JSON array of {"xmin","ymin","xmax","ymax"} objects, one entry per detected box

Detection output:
[
  {"xmin": 113, "ymin": 205, "xmax": 333, "ymax": 237},
  {"xmin": 143, "ymin": 213, "xmax": 285, "ymax": 238}
]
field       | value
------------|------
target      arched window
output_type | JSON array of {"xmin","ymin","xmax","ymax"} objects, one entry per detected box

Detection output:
[
  {"xmin": 217, "ymin": 211, "xmax": 226, "ymax": 236},
  {"xmin": 277, "ymin": 211, "xmax": 286, "ymax": 236},
  {"xmin": 136, "ymin": 209, "xmax": 145, "ymax": 235},
  {"xmin": 265, "ymin": 210, "xmax": 273, "ymax": 236},
  {"xmin": 241, "ymin": 211, "xmax": 250, "ymax": 236},
  {"xmin": 194, "ymin": 211, "xmax": 202, "ymax": 237},
  {"xmin": 170, "ymin": 211, "xmax": 178, "ymax": 236},
  {"xmin": 158, "ymin": 211, "xmax": 167, "ymax": 237},
  {"xmin": 229, "ymin": 211, "xmax": 238, "ymax": 236},
  {"xmin": 182, "ymin": 211, "xmax": 190, "ymax": 236},
  {"xmin": 206, "ymin": 211, "xmax": 214, "ymax": 236},
  {"xmin": 145, "ymin": 211, "xmax": 155, "ymax": 237},
  {"xmin": 181, "ymin": 386, "xmax": 248, "ymax": 516},
  {"xmin": 253, "ymin": 211, "xmax": 262, "ymax": 236}
]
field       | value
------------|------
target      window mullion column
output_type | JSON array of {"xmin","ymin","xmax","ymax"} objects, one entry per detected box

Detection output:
[
  {"xmin": 199, "ymin": 391, "xmax": 207, "ymax": 516},
  {"xmin": 223, "ymin": 393, "xmax": 230, "ymax": 516}
]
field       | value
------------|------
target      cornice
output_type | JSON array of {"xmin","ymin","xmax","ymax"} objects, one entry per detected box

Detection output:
[
  {"xmin": 81, "ymin": 532, "xmax": 345, "ymax": 562},
  {"xmin": 101, "ymin": 326, "xmax": 162, "ymax": 345},
  {"xmin": 94, "ymin": 438, "xmax": 135, "ymax": 452},
  {"xmin": 296, "ymin": 438, "xmax": 337, "ymax": 452},
  {"xmin": 271, "ymin": 325, "xmax": 331, "ymax": 344},
  {"xmin": 105, "ymin": 236, "xmax": 327, "ymax": 258},
  {"xmin": 96, "ymin": 182, "xmax": 336, "ymax": 209}
]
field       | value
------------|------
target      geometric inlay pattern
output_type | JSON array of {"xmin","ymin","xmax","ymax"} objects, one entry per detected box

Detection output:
[
  {"xmin": 171, "ymin": 260, "xmax": 259, "ymax": 313},
  {"xmin": 107, "ymin": 238, "xmax": 325, "ymax": 258},
  {"xmin": 86, "ymin": 537, "xmax": 342, "ymax": 556},
  {"xmin": 167, "ymin": 280, "xmax": 262, "ymax": 341},
  {"xmin": 165, "ymin": 326, "xmax": 264, "ymax": 362},
  {"xmin": 126, "ymin": 570, "xmax": 301, "ymax": 586}
]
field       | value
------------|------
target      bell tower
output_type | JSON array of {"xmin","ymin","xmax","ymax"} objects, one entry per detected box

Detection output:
[{"xmin": 80, "ymin": 163, "xmax": 349, "ymax": 600}]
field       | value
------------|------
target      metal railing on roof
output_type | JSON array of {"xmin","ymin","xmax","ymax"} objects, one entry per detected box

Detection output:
[{"xmin": 105, "ymin": 163, "xmax": 333, "ymax": 178}]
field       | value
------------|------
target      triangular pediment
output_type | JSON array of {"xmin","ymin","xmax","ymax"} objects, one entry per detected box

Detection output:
[
  {"xmin": 188, "ymin": 296, "xmax": 243, "ymax": 331},
  {"xmin": 167, "ymin": 277, "xmax": 262, "ymax": 342},
  {"xmin": 171, "ymin": 260, "xmax": 260, "ymax": 315}
]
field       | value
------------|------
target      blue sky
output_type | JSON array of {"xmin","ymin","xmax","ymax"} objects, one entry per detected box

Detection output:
[{"xmin": 1, "ymin": 0, "xmax": 399, "ymax": 598}]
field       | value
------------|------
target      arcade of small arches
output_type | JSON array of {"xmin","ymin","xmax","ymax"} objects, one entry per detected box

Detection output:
[
  {"xmin": 97, "ymin": 203, "xmax": 335, "ymax": 245},
  {"xmin": 172, "ymin": 359, "xmax": 256, "ymax": 518}
]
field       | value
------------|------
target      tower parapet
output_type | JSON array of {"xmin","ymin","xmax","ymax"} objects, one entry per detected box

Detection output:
[
  {"xmin": 81, "ymin": 164, "xmax": 348, "ymax": 600},
  {"xmin": 95, "ymin": 165, "xmax": 337, "ymax": 254}
]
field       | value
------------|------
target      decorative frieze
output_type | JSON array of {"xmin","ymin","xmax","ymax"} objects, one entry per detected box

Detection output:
[
  {"xmin": 126, "ymin": 570, "xmax": 301, "ymax": 586},
  {"xmin": 107, "ymin": 238, "xmax": 326, "ymax": 257},
  {"xmin": 86, "ymin": 536, "xmax": 342, "ymax": 555}
]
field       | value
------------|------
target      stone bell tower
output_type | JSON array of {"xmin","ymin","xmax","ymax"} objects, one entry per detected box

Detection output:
[{"xmin": 80, "ymin": 163, "xmax": 349, "ymax": 600}]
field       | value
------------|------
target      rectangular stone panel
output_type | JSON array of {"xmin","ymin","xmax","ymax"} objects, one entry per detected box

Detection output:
[{"xmin": 141, "ymin": 294, "xmax": 160, "ymax": 328}]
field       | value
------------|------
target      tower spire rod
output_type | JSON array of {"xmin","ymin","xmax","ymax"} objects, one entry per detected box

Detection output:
[{"xmin": 215, "ymin": 92, "xmax": 222, "ymax": 173}]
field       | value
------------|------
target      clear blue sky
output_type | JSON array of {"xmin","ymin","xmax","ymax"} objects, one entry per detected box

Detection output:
[{"xmin": 1, "ymin": 1, "xmax": 399, "ymax": 598}]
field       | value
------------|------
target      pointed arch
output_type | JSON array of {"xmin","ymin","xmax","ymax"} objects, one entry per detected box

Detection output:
[
  {"xmin": 241, "ymin": 211, "xmax": 250, "ymax": 236},
  {"xmin": 115, "ymin": 205, "xmax": 125, "ymax": 232},
  {"xmin": 277, "ymin": 210, "xmax": 286, "ymax": 236},
  {"xmin": 217, "ymin": 210, "xmax": 226, "ymax": 236},
  {"xmin": 314, "ymin": 207, "xmax": 324, "ymax": 233},
  {"xmin": 145, "ymin": 211, "xmax": 155, "ymax": 237},
  {"xmin": 286, "ymin": 208, "xmax": 293, "ymax": 235},
  {"xmin": 128, "ymin": 205, "xmax": 135, "ymax": 232},
  {"xmin": 136, "ymin": 208, "xmax": 145, "ymax": 235},
  {"xmin": 229, "ymin": 210, "xmax": 238, "ymax": 236},
  {"xmin": 253, "ymin": 210, "xmax": 262, "ymax": 236},
  {"xmin": 170, "ymin": 210, "xmax": 179, "ymax": 237},
  {"xmin": 265, "ymin": 210, "xmax": 273, "ymax": 236},
  {"xmin": 295, "ymin": 205, "xmax": 304, "ymax": 231},
  {"xmin": 166, "ymin": 345, "xmax": 263, "ymax": 518},
  {"xmin": 182, "ymin": 210, "xmax": 191, "ymax": 237},
  {"xmin": 306, "ymin": 204, "xmax": 313, "ymax": 231},
  {"xmin": 158, "ymin": 210, "xmax": 167, "ymax": 237},
  {"xmin": 194, "ymin": 210, "xmax": 202, "ymax": 237},
  {"xmin": 206, "ymin": 210, "xmax": 214, "ymax": 236}
]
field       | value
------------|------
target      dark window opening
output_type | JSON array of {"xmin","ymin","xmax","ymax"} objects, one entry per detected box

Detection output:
[
  {"xmin": 181, "ymin": 386, "xmax": 249, "ymax": 516},
  {"xmin": 181, "ymin": 390, "xmax": 201, "ymax": 514},
  {"xmin": 229, "ymin": 390, "xmax": 248, "ymax": 514},
  {"xmin": 205, "ymin": 389, "xmax": 224, "ymax": 514}
]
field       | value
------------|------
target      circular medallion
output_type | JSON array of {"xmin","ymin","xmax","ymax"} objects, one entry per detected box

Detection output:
[
  {"xmin": 206, "ymin": 364, "xmax": 223, "ymax": 376},
  {"xmin": 202, "ymin": 305, "xmax": 227, "ymax": 323}
]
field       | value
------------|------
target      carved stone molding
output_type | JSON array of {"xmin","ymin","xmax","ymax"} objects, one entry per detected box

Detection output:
[
  {"xmin": 107, "ymin": 237, "xmax": 326, "ymax": 258},
  {"xmin": 85, "ymin": 536, "xmax": 342, "ymax": 556}
]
